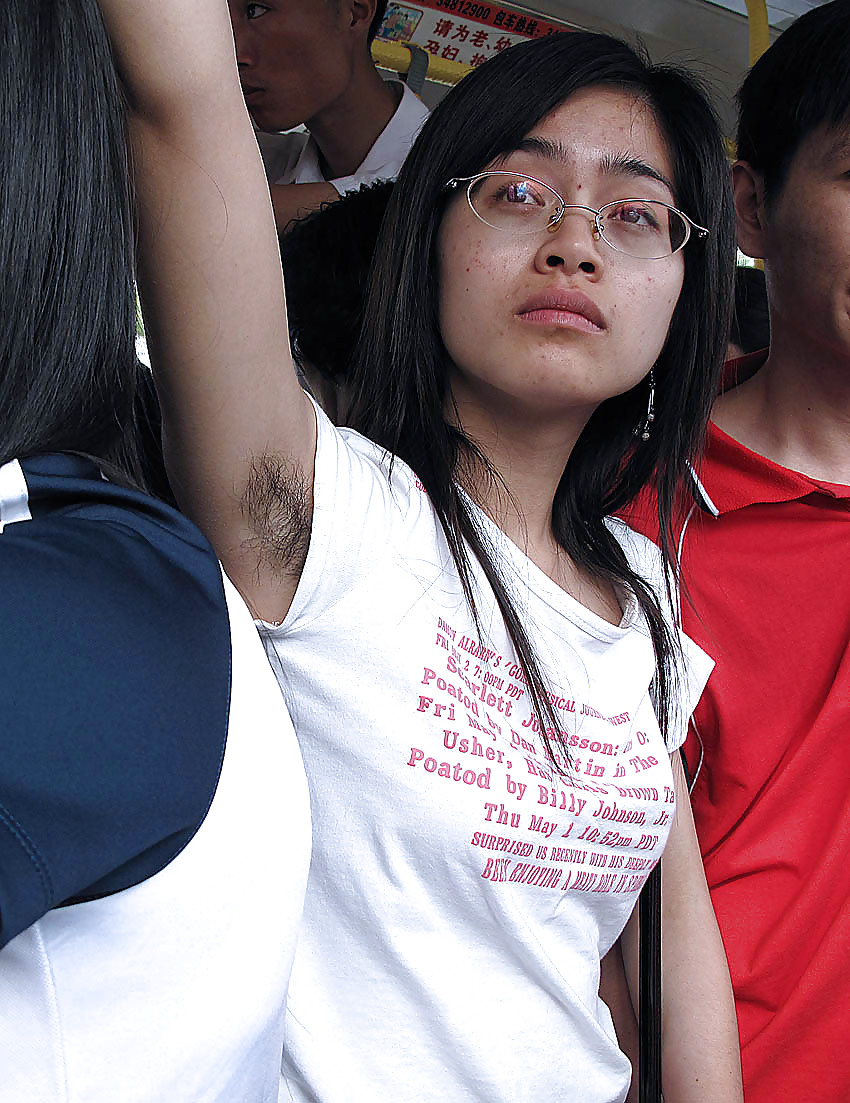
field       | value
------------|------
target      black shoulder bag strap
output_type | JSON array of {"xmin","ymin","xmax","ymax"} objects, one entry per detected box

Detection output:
[
  {"xmin": 639, "ymin": 669, "xmax": 664, "ymax": 1102},
  {"xmin": 638, "ymin": 861, "xmax": 663, "ymax": 1102}
]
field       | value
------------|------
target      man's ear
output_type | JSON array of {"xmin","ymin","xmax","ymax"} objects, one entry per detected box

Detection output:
[
  {"xmin": 343, "ymin": 0, "xmax": 377, "ymax": 37},
  {"xmin": 732, "ymin": 161, "xmax": 767, "ymax": 260}
]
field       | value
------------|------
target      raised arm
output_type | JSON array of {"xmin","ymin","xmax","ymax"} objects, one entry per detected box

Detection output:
[
  {"xmin": 621, "ymin": 755, "xmax": 743, "ymax": 1101},
  {"xmin": 97, "ymin": 0, "xmax": 315, "ymax": 622}
]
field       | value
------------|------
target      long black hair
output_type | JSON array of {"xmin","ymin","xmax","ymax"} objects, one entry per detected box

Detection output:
[
  {"xmin": 350, "ymin": 32, "xmax": 735, "ymax": 761},
  {"xmin": 0, "ymin": 0, "xmax": 146, "ymax": 482}
]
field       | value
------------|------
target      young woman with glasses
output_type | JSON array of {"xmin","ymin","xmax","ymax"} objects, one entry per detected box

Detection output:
[{"xmin": 98, "ymin": 3, "xmax": 742, "ymax": 1098}]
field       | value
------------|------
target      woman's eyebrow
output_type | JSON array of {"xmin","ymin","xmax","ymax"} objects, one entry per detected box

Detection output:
[
  {"xmin": 506, "ymin": 137, "xmax": 675, "ymax": 194},
  {"xmin": 599, "ymin": 151, "xmax": 674, "ymax": 194}
]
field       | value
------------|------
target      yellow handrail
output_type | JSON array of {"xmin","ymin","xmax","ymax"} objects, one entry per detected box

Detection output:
[
  {"xmin": 744, "ymin": 0, "xmax": 770, "ymax": 66},
  {"xmin": 372, "ymin": 38, "xmax": 473, "ymax": 86}
]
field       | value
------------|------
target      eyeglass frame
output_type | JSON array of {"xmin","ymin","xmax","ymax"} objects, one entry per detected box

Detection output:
[{"xmin": 444, "ymin": 170, "xmax": 710, "ymax": 260}]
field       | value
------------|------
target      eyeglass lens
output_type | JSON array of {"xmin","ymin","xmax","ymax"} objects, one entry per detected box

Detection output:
[{"xmin": 467, "ymin": 173, "xmax": 689, "ymax": 259}]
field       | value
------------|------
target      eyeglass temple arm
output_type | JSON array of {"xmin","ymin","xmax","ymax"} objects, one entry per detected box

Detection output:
[{"xmin": 686, "ymin": 214, "xmax": 710, "ymax": 238}]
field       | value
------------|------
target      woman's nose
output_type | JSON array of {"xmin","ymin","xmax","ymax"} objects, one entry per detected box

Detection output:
[{"xmin": 533, "ymin": 208, "xmax": 604, "ymax": 278}]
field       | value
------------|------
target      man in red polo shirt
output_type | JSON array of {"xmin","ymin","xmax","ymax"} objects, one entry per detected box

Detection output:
[{"xmin": 628, "ymin": 3, "xmax": 850, "ymax": 1099}]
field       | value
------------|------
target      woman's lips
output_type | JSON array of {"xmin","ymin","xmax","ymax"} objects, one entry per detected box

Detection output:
[{"xmin": 516, "ymin": 290, "xmax": 606, "ymax": 333}]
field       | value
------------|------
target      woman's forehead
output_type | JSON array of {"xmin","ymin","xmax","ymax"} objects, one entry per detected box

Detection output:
[{"xmin": 496, "ymin": 87, "xmax": 676, "ymax": 195}]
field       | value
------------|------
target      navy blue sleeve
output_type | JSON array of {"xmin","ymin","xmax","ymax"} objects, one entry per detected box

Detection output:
[{"xmin": 0, "ymin": 480, "xmax": 232, "ymax": 948}]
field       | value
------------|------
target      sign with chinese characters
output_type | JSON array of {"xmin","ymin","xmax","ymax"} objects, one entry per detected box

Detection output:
[{"xmin": 377, "ymin": 0, "xmax": 574, "ymax": 70}]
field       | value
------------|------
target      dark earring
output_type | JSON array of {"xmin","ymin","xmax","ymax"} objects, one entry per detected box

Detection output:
[{"xmin": 635, "ymin": 370, "xmax": 656, "ymax": 442}]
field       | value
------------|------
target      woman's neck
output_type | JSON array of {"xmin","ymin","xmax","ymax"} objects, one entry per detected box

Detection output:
[
  {"xmin": 450, "ymin": 390, "xmax": 586, "ymax": 532},
  {"xmin": 452, "ymin": 406, "xmax": 623, "ymax": 625}
]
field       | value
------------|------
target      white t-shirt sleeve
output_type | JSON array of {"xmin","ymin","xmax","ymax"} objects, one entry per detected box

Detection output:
[
  {"xmin": 669, "ymin": 630, "xmax": 714, "ymax": 752},
  {"xmin": 261, "ymin": 399, "xmax": 434, "ymax": 636},
  {"xmin": 605, "ymin": 517, "xmax": 713, "ymax": 753}
]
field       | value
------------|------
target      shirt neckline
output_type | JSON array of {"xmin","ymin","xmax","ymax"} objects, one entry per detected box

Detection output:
[
  {"xmin": 696, "ymin": 420, "xmax": 850, "ymax": 514},
  {"xmin": 294, "ymin": 83, "xmax": 427, "ymax": 183},
  {"xmin": 460, "ymin": 491, "xmax": 640, "ymax": 640}
]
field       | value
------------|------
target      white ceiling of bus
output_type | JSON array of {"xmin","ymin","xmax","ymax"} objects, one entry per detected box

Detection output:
[
  {"xmin": 519, "ymin": 0, "xmax": 832, "ymax": 134},
  {"xmin": 704, "ymin": 0, "xmax": 828, "ymax": 29}
]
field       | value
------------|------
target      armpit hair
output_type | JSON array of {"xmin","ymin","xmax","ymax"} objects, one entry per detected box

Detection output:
[{"xmin": 241, "ymin": 451, "xmax": 311, "ymax": 579}]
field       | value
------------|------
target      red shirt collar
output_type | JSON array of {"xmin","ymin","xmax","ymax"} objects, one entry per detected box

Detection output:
[{"xmin": 695, "ymin": 352, "xmax": 850, "ymax": 514}]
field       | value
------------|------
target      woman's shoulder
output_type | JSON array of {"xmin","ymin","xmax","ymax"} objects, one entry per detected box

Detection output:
[{"xmin": 313, "ymin": 400, "xmax": 434, "ymax": 518}]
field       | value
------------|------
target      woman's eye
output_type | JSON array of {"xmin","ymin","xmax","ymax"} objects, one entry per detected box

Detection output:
[
  {"xmin": 246, "ymin": 3, "xmax": 270, "ymax": 18},
  {"xmin": 496, "ymin": 183, "xmax": 545, "ymax": 206},
  {"xmin": 606, "ymin": 202, "xmax": 661, "ymax": 230}
]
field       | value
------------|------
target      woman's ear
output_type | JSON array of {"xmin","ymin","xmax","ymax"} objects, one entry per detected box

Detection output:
[{"xmin": 731, "ymin": 161, "xmax": 767, "ymax": 261}]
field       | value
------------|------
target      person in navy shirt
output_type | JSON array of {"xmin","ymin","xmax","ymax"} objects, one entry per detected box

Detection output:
[{"xmin": 0, "ymin": 2, "xmax": 310, "ymax": 1099}]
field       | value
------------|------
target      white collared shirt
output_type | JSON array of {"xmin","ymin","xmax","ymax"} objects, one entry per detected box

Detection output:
[{"xmin": 256, "ymin": 82, "xmax": 429, "ymax": 195}]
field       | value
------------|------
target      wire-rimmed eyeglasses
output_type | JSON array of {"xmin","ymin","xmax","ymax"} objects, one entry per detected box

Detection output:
[{"xmin": 445, "ymin": 171, "xmax": 710, "ymax": 260}]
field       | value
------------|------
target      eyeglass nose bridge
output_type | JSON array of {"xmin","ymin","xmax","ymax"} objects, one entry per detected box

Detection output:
[{"xmin": 546, "ymin": 202, "xmax": 604, "ymax": 242}]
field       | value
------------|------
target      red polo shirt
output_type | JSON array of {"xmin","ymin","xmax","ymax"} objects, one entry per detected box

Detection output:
[{"xmin": 626, "ymin": 400, "xmax": 850, "ymax": 1102}]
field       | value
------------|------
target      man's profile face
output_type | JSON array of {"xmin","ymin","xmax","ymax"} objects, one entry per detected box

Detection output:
[
  {"xmin": 227, "ymin": 0, "xmax": 356, "ymax": 133},
  {"xmin": 762, "ymin": 122, "xmax": 850, "ymax": 360}
]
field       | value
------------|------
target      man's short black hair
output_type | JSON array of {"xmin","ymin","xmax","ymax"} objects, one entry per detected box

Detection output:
[
  {"xmin": 737, "ymin": 0, "xmax": 850, "ymax": 201},
  {"xmin": 369, "ymin": 0, "xmax": 389, "ymax": 43},
  {"xmin": 279, "ymin": 181, "xmax": 394, "ymax": 383}
]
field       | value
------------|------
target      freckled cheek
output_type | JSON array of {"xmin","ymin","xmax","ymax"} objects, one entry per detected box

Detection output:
[
  {"xmin": 616, "ymin": 271, "xmax": 681, "ymax": 348},
  {"xmin": 460, "ymin": 244, "xmax": 491, "ymax": 295},
  {"xmin": 442, "ymin": 238, "xmax": 513, "ymax": 315},
  {"xmin": 439, "ymin": 243, "xmax": 518, "ymax": 368}
]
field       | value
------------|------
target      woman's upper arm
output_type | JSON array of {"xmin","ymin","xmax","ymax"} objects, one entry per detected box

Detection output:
[
  {"xmin": 98, "ymin": 0, "xmax": 315, "ymax": 621},
  {"xmin": 659, "ymin": 755, "xmax": 743, "ymax": 1101},
  {"xmin": 618, "ymin": 756, "xmax": 741, "ymax": 1101},
  {"xmin": 600, "ymin": 941, "xmax": 639, "ymax": 1103}
]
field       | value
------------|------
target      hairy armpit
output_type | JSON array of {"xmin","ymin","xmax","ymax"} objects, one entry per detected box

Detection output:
[{"xmin": 241, "ymin": 452, "xmax": 311, "ymax": 580}]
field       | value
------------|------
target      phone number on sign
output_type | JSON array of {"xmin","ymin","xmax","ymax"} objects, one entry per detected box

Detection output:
[{"xmin": 434, "ymin": 0, "xmax": 493, "ymax": 19}]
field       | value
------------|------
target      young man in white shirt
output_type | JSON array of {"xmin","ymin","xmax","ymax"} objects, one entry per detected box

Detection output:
[{"xmin": 228, "ymin": 0, "xmax": 429, "ymax": 230}]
